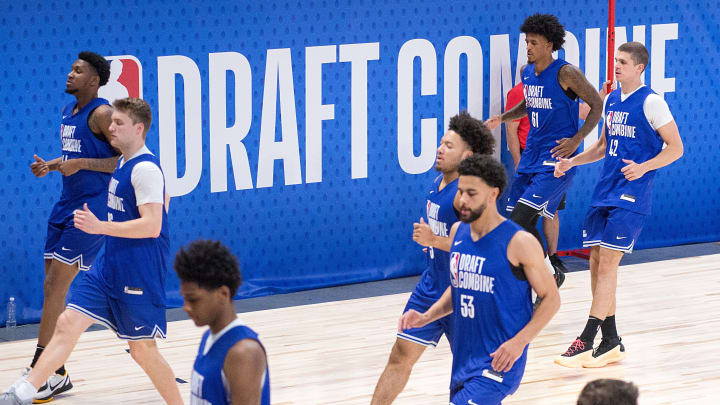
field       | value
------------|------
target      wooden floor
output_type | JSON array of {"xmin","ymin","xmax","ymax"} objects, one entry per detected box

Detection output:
[{"xmin": 1, "ymin": 254, "xmax": 719, "ymax": 404}]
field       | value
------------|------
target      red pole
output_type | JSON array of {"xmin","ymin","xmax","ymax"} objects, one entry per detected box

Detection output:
[{"xmin": 607, "ymin": 0, "xmax": 616, "ymax": 93}]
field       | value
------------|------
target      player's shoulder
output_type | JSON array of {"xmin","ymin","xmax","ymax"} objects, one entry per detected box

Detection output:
[
  {"xmin": 225, "ymin": 338, "xmax": 266, "ymax": 367},
  {"xmin": 643, "ymin": 92, "xmax": 670, "ymax": 108},
  {"xmin": 508, "ymin": 227, "xmax": 542, "ymax": 252},
  {"xmin": 557, "ymin": 62, "xmax": 583, "ymax": 79}
]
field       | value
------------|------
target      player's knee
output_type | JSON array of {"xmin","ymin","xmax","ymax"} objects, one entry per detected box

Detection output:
[
  {"xmin": 388, "ymin": 341, "xmax": 420, "ymax": 369},
  {"xmin": 55, "ymin": 310, "xmax": 79, "ymax": 336},
  {"xmin": 509, "ymin": 204, "xmax": 540, "ymax": 230},
  {"xmin": 128, "ymin": 340, "xmax": 156, "ymax": 364}
]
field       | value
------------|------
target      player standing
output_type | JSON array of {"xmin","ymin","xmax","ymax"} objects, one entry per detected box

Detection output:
[{"xmin": 553, "ymin": 42, "xmax": 683, "ymax": 367}]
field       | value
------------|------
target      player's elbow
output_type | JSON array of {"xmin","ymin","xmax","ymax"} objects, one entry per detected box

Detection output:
[
  {"xmin": 146, "ymin": 220, "xmax": 162, "ymax": 238},
  {"xmin": 675, "ymin": 141, "xmax": 684, "ymax": 160},
  {"xmin": 540, "ymin": 287, "xmax": 561, "ymax": 316},
  {"xmin": 149, "ymin": 225, "xmax": 162, "ymax": 238}
]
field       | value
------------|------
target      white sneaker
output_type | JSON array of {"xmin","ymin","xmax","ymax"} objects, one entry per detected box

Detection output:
[
  {"xmin": 33, "ymin": 372, "xmax": 72, "ymax": 404},
  {"xmin": 0, "ymin": 386, "xmax": 31, "ymax": 405}
]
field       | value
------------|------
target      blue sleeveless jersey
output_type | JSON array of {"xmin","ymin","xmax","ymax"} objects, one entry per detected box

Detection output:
[
  {"xmin": 96, "ymin": 152, "xmax": 169, "ymax": 306},
  {"xmin": 191, "ymin": 325, "xmax": 270, "ymax": 405},
  {"xmin": 448, "ymin": 220, "xmax": 531, "ymax": 395},
  {"xmin": 517, "ymin": 60, "xmax": 580, "ymax": 174},
  {"xmin": 415, "ymin": 175, "xmax": 459, "ymax": 299},
  {"xmin": 49, "ymin": 98, "xmax": 116, "ymax": 223},
  {"xmin": 591, "ymin": 86, "xmax": 664, "ymax": 215}
]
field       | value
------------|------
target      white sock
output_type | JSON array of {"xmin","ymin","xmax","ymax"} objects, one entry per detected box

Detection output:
[
  {"xmin": 11, "ymin": 378, "xmax": 38, "ymax": 402},
  {"xmin": 544, "ymin": 255, "xmax": 556, "ymax": 275}
]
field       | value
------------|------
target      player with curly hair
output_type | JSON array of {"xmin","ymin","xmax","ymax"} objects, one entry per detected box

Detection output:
[
  {"xmin": 399, "ymin": 154, "xmax": 560, "ymax": 404},
  {"xmin": 371, "ymin": 111, "xmax": 494, "ymax": 405},
  {"xmin": 175, "ymin": 240, "xmax": 270, "ymax": 405},
  {"xmin": 485, "ymin": 14, "xmax": 604, "ymax": 293}
]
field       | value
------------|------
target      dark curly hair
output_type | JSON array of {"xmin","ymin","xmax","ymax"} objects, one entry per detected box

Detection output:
[
  {"xmin": 520, "ymin": 14, "xmax": 565, "ymax": 51},
  {"xmin": 458, "ymin": 154, "xmax": 507, "ymax": 199},
  {"xmin": 78, "ymin": 51, "xmax": 110, "ymax": 86},
  {"xmin": 448, "ymin": 110, "xmax": 495, "ymax": 155},
  {"xmin": 174, "ymin": 240, "xmax": 242, "ymax": 297}
]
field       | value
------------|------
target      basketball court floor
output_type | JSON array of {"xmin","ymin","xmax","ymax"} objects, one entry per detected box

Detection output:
[{"xmin": 1, "ymin": 243, "xmax": 718, "ymax": 404}]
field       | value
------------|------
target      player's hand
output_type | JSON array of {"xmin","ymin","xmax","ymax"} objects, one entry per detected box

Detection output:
[
  {"xmin": 599, "ymin": 80, "xmax": 617, "ymax": 99},
  {"xmin": 74, "ymin": 203, "xmax": 103, "ymax": 234},
  {"xmin": 58, "ymin": 158, "xmax": 83, "ymax": 176},
  {"xmin": 30, "ymin": 155, "xmax": 50, "ymax": 177},
  {"xmin": 554, "ymin": 157, "xmax": 573, "ymax": 177},
  {"xmin": 398, "ymin": 309, "xmax": 428, "ymax": 332},
  {"xmin": 551, "ymin": 137, "xmax": 581, "ymax": 159},
  {"xmin": 490, "ymin": 337, "xmax": 525, "ymax": 372},
  {"xmin": 620, "ymin": 159, "xmax": 647, "ymax": 181},
  {"xmin": 484, "ymin": 115, "xmax": 502, "ymax": 130},
  {"xmin": 413, "ymin": 217, "xmax": 435, "ymax": 247}
]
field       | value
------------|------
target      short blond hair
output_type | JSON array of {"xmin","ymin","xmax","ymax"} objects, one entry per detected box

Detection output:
[{"xmin": 112, "ymin": 98, "xmax": 152, "ymax": 136}]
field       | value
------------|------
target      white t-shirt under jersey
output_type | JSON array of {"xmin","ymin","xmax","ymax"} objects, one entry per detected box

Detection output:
[
  {"xmin": 602, "ymin": 85, "xmax": 674, "ymax": 131},
  {"xmin": 118, "ymin": 145, "xmax": 165, "ymax": 206}
]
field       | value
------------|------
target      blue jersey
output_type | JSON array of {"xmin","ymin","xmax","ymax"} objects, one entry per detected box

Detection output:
[
  {"xmin": 517, "ymin": 60, "xmax": 580, "ymax": 174},
  {"xmin": 96, "ymin": 152, "xmax": 169, "ymax": 306},
  {"xmin": 591, "ymin": 86, "xmax": 664, "ymax": 215},
  {"xmin": 49, "ymin": 98, "xmax": 116, "ymax": 224},
  {"xmin": 191, "ymin": 324, "xmax": 270, "ymax": 405},
  {"xmin": 448, "ymin": 220, "xmax": 531, "ymax": 395},
  {"xmin": 415, "ymin": 175, "xmax": 459, "ymax": 299}
]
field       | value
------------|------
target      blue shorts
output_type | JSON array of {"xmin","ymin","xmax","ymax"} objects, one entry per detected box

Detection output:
[
  {"xmin": 398, "ymin": 291, "xmax": 453, "ymax": 347},
  {"xmin": 449, "ymin": 377, "xmax": 508, "ymax": 405},
  {"xmin": 582, "ymin": 206, "xmax": 646, "ymax": 253},
  {"xmin": 44, "ymin": 221, "xmax": 104, "ymax": 271},
  {"xmin": 67, "ymin": 269, "xmax": 167, "ymax": 340},
  {"xmin": 506, "ymin": 170, "xmax": 574, "ymax": 219}
]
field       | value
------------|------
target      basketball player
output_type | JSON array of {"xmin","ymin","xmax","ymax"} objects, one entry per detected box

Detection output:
[
  {"xmin": 27, "ymin": 51, "xmax": 120, "ymax": 401},
  {"xmin": 553, "ymin": 42, "xmax": 683, "ymax": 367},
  {"xmin": 371, "ymin": 111, "xmax": 494, "ymax": 404},
  {"xmin": 175, "ymin": 240, "xmax": 270, "ymax": 405},
  {"xmin": 485, "ymin": 14, "xmax": 604, "ymax": 289},
  {"xmin": 399, "ymin": 154, "xmax": 560, "ymax": 404},
  {"xmin": 504, "ymin": 63, "xmax": 568, "ymax": 276},
  {"xmin": 1, "ymin": 98, "xmax": 182, "ymax": 405}
]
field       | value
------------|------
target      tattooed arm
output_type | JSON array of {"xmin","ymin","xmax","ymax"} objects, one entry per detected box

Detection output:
[{"xmin": 551, "ymin": 64, "xmax": 604, "ymax": 158}]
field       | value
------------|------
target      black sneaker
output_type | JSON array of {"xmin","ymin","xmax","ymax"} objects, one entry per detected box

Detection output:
[
  {"xmin": 550, "ymin": 254, "xmax": 567, "ymax": 288},
  {"xmin": 583, "ymin": 336, "xmax": 626, "ymax": 368},
  {"xmin": 553, "ymin": 267, "xmax": 565, "ymax": 288},
  {"xmin": 554, "ymin": 337, "xmax": 594, "ymax": 368},
  {"xmin": 549, "ymin": 253, "xmax": 568, "ymax": 274}
]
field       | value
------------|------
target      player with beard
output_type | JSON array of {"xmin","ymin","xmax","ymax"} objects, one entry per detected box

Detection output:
[
  {"xmin": 26, "ymin": 51, "xmax": 120, "ymax": 402},
  {"xmin": 399, "ymin": 154, "xmax": 559, "ymax": 404},
  {"xmin": 371, "ymin": 111, "xmax": 494, "ymax": 405}
]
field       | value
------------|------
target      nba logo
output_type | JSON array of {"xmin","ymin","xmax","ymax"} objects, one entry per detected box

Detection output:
[
  {"xmin": 99, "ymin": 55, "xmax": 143, "ymax": 104},
  {"xmin": 606, "ymin": 111, "xmax": 613, "ymax": 129},
  {"xmin": 450, "ymin": 252, "xmax": 460, "ymax": 287}
]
